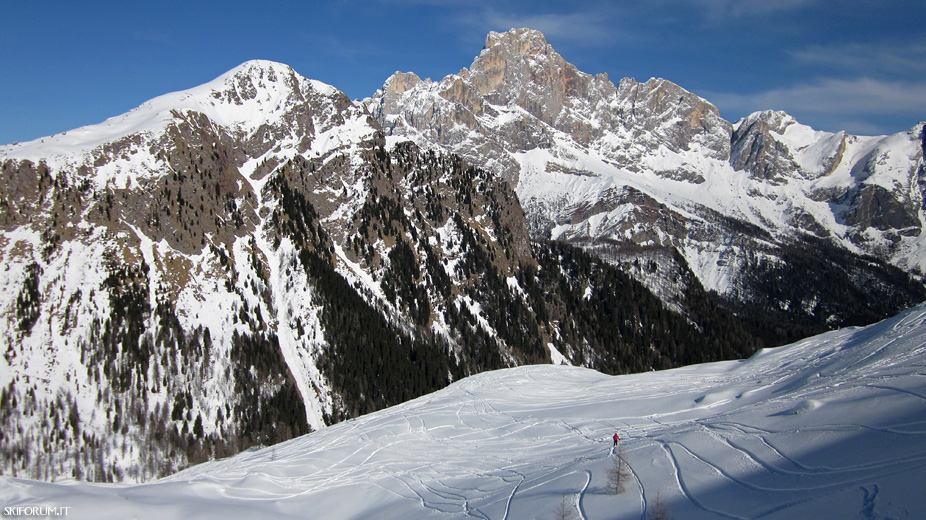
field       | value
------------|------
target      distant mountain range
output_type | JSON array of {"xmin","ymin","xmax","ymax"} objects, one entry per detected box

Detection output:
[
  {"xmin": 367, "ymin": 28, "xmax": 926, "ymax": 307},
  {"xmin": 0, "ymin": 28, "xmax": 923, "ymax": 482}
]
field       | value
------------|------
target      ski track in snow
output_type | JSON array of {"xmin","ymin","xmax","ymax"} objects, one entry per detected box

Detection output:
[
  {"xmin": 577, "ymin": 470, "xmax": 591, "ymax": 520},
  {"xmin": 627, "ymin": 455, "xmax": 646, "ymax": 520},
  {"xmin": 501, "ymin": 474, "xmax": 522, "ymax": 520},
  {"xmin": 3, "ymin": 305, "xmax": 926, "ymax": 518},
  {"xmin": 657, "ymin": 440, "xmax": 748, "ymax": 520}
]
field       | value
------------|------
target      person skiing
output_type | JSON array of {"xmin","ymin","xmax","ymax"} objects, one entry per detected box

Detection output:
[{"xmin": 612, "ymin": 432, "xmax": 620, "ymax": 447}]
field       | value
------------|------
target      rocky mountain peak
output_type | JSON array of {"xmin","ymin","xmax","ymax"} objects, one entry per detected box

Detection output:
[
  {"xmin": 384, "ymin": 71, "xmax": 422, "ymax": 95},
  {"xmin": 483, "ymin": 28, "xmax": 551, "ymax": 55},
  {"xmin": 194, "ymin": 59, "xmax": 353, "ymax": 140},
  {"xmin": 366, "ymin": 28, "xmax": 735, "ymax": 186},
  {"xmin": 468, "ymin": 28, "xmax": 587, "ymax": 116},
  {"xmin": 0, "ymin": 59, "xmax": 358, "ymax": 168},
  {"xmin": 366, "ymin": 27, "xmax": 926, "ymax": 279},
  {"xmin": 221, "ymin": 59, "xmax": 296, "ymax": 83},
  {"xmin": 736, "ymin": 110, "xmax": 799, "ymax": 136},
  {"xmin": 731, "ymin": 109, "xmax": 855, "ymax": 183}
]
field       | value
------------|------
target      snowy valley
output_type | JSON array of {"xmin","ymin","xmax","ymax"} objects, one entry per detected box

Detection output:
[{"xmin": 3, "ymin": 301, "xmax": 926, "ymax": 519}]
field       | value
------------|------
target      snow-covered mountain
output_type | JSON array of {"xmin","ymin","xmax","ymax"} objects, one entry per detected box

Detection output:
[
  {"xmin": 4, "ymin": 301, "xmax": 926, "ymax": 519},
  {"xmin": 366, "ymin": 28, "xmax": 926, "ymax": 310},
  {"xmin": 0, "ymin": 59, "xmax": 383, "ymax": 480},
  {"xmin": 0, "ymin": 29, "xmax": 923, "ymax": 485},
  {"xmin": 0, "ymin": 56, "xmax": 779, "ymax": 483}
]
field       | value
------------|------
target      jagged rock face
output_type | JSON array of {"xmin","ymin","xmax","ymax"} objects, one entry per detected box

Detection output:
[
  {"xmin": 844, "ymin": 184, "xmax": 921, "ymax": 232},
  {"xmin": 727, "ymin": 112, "xmax": 925, "ymax": 268},
  {"xmin": 368, "ymin": 28, "xmax": 926, "ymax": 293},
  {"xmin": 468, "ymin": 30, "xmax": 601, "ymax": 132},
  {"xmin": 553, "ymin": 186, "xmax": 688, "ymax": 247},
  {"xmin": 730, "ymin": 110, "xmax": 848, "ymax": 183},
  {"xmin": 731, "ymin": 114, "xmax": 802, "ymax": 183},
  {"xmin": 610, "ymin": 77, "xmax": 731, "ymax": 170},
  {"xmin": 467, "ymin": 29, "xmax": 732, "ymax": 168},
  {"xmin": 367, "ymin": 28, "xmax": 730, "ymax": 186}
]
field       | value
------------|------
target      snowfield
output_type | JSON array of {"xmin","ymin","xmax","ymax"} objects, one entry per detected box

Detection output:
[{"xmin": 3, "ymin": 304, "xmax": 926, "ymax": 519}]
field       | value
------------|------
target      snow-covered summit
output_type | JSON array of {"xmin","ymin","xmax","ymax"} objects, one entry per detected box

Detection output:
[
  {"xmin": 0, "ymin": 57, "xmax": 377, "ymax": 197},
  {"xmin": 0, "ymin": 59, "xmax": 348, "ymax": 163}
]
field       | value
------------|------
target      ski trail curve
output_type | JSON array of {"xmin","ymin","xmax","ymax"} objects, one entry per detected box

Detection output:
[
  {"xmin": 659, "ymin": 441, "xmax": 749, "ymax": 520},
  {"xmin": 577, "ymin": 470, "xmax": 591, "ymax": 520},
  {"xmin": 500, "ymin": 475, "xmax": 523, "ymax": 520}
]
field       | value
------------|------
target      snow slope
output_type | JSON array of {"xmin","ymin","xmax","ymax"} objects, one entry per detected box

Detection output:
[{"xmin": 3, "ymin": 303, "xmax": 926, "ymax": 519}]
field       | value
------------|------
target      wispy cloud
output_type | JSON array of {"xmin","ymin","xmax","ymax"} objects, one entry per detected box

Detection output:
[
  {"xmin": 481, "ymin": 10, "xmax": 611, "ymax": 41},
  {"xmin": 454, "ymin": 5, "xmax": 625, "ymax": 47},
  {"xmin": 709, "ymin": 77, "xmax": 926, "ymax": 114},
  {"xmin": 654, "ymin": 0, "xmax": 815, "ymax": 22},
  {"xmin": 790, "ymin": 42, "xmax": 926, "ymax": 76},
  {"xmin": 705, "ymin": 77, "xmax": 926, "ymax": 133}
]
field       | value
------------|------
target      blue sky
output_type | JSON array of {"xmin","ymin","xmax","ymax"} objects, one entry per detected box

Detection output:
[{"xmin": 2, "ymin": 0, "xmax": 924, "ymax": 145}]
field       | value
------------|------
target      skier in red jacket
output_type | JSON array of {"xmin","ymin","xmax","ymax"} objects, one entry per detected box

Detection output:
[{"xmin": 612, "ymin": 432, "xmax": 620, "ymax": 447}]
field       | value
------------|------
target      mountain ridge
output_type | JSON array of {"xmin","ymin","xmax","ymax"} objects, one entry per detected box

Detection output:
[{"xmin": 366, "ymin": 27, "xmax": 926, "ymax": 316}]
